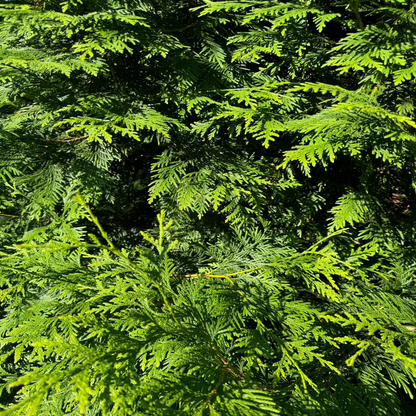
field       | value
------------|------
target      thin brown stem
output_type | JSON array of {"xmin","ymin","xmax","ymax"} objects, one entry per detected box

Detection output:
[
  {"xmin": 211, "ymin": 344, "xmax": 246, "ymax": 381},
  {"xmin": 164, "ymin": 21, "xmax": 199, "ymax": 33},
  {"xmin": 44, "ymin": 135, "xmax": 88, "ymax": 144},
  {"xmin": 0, "ymin": 213, "xmax": 19, "ymax": 218}
]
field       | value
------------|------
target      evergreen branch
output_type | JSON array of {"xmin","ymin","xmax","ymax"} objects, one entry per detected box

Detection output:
[
  {"xmin": 164, "ymin": 21, "xmax": 200, "ymax": 33},
  {"xmin": 44, "ymin": 136, "xmax": 88, "ymax": 144},
  {"xmin": 211, "ymin": 344, "xmax": 246, "ymax": 381},
  {"xmin": 348, "ymin": 0, "xmax": 364, "ymax": 31},
  {"xmin": 73, "ymin": 195, "xmax": 182, "ymax": 326},
  {"xmin": 0, "ymin": 213, "xmax": 19, "ymax": 218},
  {"xmin": 199, "ymin": 366, "xmax": 228, "ymax": 415}
]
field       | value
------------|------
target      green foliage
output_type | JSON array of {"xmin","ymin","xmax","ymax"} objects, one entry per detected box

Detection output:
[
  {"xmin": 1, "ymin": 198, "xmax": 416, "ymax": 415},
  {"xmin": 1, "ymin": 0, "xmax": 416, "ymax": 414}
]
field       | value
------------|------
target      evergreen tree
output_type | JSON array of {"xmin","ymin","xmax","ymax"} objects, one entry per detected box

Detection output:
[{"xmin": 1, "ymin": 0, "xmax": 416, "ymax": 414}]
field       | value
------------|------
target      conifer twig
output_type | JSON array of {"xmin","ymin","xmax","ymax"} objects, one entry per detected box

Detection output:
[
  {"xmin": 199, "ymin": 367, "xmax": 228, "ymax": 414},
  {"xmin": 73, "ymin": 195, "xmax": 182, "ymax": 326},
  {"xmin": 211, "ymin": 344, "xmax": 246, "ymax": 381},
  {"xmin": 0, "ymin": 213, "xmax": 19, "ymax": 218},
  {"xmin": 349, "ymin": 0, "xmax": 364, "ymax": 31},
  {"xmin": 44, "ymin": 135, "xmax": 88, "ymax": 144}
]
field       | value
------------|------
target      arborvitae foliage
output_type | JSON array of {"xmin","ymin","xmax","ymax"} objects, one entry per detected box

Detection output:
[{"xmin": 2, "ymin": 0, "xmax": 416, "ymax": 414}]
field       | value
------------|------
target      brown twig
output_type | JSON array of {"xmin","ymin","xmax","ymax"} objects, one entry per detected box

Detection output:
[
  {"xmin": 164, "ymin": 21, "xmax": 200, "ymax": 33},
  {"xmin": 44, "ymin": 135, "xmax": 88, "ymax": 144},
  {"xmin": 0, "ymin": 213, "xmax": 19, "ymax": 218},
  {"xmin": 211, "ymin": 344, "xmax": 246, "ymax": 380}
]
